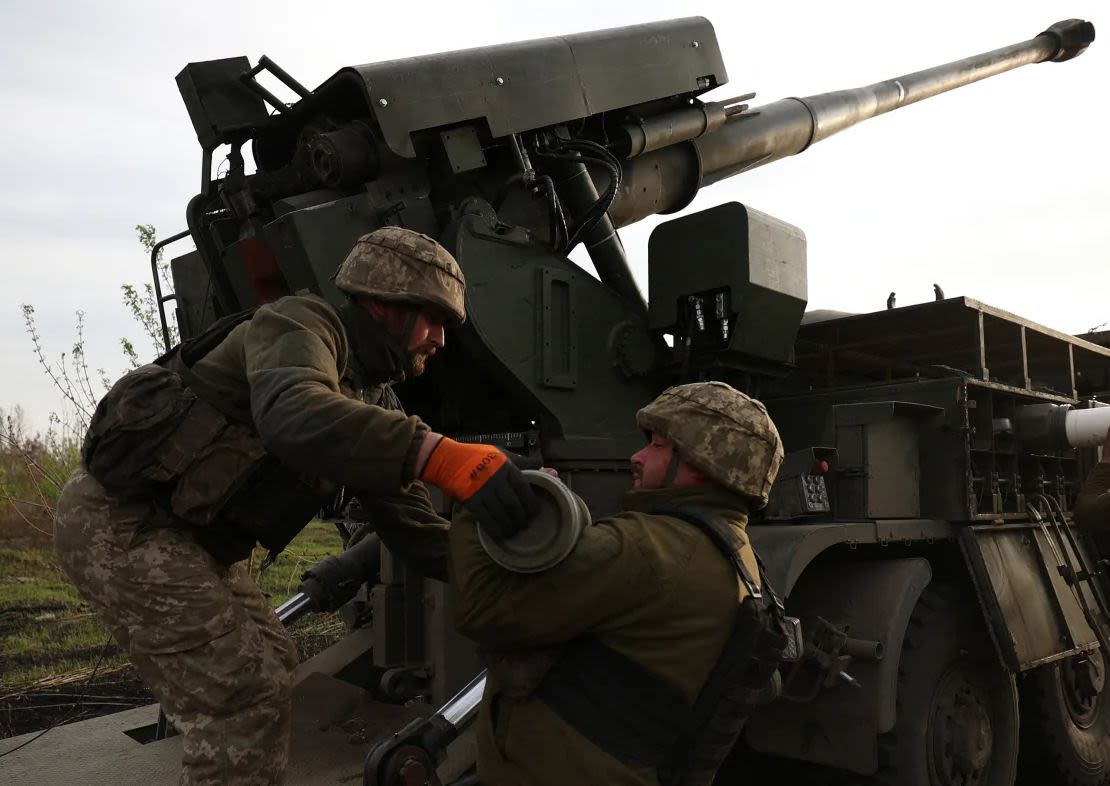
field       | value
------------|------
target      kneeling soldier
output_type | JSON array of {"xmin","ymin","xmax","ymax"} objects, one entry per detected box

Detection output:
[{"xmin": 449, "ymin": 381, "xmax": 790, "ymax": 786}]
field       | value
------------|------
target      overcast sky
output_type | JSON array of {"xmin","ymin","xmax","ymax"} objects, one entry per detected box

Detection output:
[{"xmin": 1, "ymin": 0, "xmax": 1106, "ymax": 433}]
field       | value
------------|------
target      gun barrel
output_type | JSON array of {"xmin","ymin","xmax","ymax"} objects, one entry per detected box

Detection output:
[
  {"xmin": 608, "ymin": 19, "xmax": 1095, "ymax": 228},
  {"xmin": 1066, "ymin": 408, "xmax": 1110, "ymax": 449},
  {"xmin": 1015, "ymin": 403, "xmax": 1110, "ymax": 450}
]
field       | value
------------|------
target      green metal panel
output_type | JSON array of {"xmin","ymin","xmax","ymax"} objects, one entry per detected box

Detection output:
[
  {"xmin": 447, "ymin": 210, "xmax": 652, "ymax": 452},
  {"xmin": 648, "ymin": 202, "xmax": 807, "ymax": 364},
  {"xmin": 959, "ymin": 525, "xmax": 1098, "ymax": 671},
  {"xmin": 333, "ymin": 18, "xmax": 725, "ymax": 158},
  {"xmin": 538, "ymin": 268, "xmax": 578, "ymax": 389}
]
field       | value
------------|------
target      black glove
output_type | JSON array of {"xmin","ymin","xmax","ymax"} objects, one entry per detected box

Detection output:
[
  {"xmin": 464, "ymin": 460, "xmax": 540, "ymax": 542},
  {"xmin": 497, "ymin": 447, "xmax": 544, "ymax": 471},
  {"xmin": 421, "ymin": 438, "xmax": 541, "ymax": 542},
  {"xmin": 298, "ymin": 534, "xmax": 382, "ymax": 613}
]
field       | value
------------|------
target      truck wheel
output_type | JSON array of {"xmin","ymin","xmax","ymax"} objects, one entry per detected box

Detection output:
[
  {"xmin": 873, "ymin": 583, "xmax": 1019, "ymax": 786},
  {"xmin": 1017, "ymin": 652, "xmax": 1110, "ymax": 786}
]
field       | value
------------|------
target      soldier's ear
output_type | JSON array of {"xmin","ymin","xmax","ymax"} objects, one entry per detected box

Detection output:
[
  {"xmin": 675, "ymin": 460, "xmax": 711, "ymax": 487},
  {"xmin": 360, "ymin": 297, "xmax": 388, "ymax": 321}
]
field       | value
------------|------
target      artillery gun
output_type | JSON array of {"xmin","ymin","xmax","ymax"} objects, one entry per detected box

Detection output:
[{"xmin": 2, "ymin": 15, "xmax": 1104, "ymax": 786}]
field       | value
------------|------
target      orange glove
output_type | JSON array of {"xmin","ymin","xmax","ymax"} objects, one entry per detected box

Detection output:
[{"xmin": 421, "ymin": 438, "xmax": 538, "ymax": 539}]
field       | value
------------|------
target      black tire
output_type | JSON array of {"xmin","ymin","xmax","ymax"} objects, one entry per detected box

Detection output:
[
  {"xmin": 1017, "ymin": 652, "xmax": 1110, "ymax": 786},
  {"xmin": 872, "ymin": 583, "xmax": 1020, "ymax": 786}
]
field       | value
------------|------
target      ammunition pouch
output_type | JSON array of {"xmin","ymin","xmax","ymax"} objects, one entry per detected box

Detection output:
[
  {"xmin": 81, "ymin": 363, "xmax": 207, "ymax": 495},
  {"xmin": 215, "ymin": 457, "xmax": 333, "ymax": 561},
  {"xmin": 81, "ymin": 308, "xmax": 332, "ymax": 564},
  {"xmin": 530, "ymin": 505, "xmax": 794, "ymax": 784}
]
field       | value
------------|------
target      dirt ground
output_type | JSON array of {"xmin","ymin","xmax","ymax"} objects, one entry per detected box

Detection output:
[
  {"xmin": 0, "ymin": 521, "xmax": 346, "ymax": 741},
  {"xmin": 1, "ymin": 622, "xmax": 346, "ymax": 740},
  {"xmin": 0, "ymin": 667, "xmax": 152, "ymax": 739}
]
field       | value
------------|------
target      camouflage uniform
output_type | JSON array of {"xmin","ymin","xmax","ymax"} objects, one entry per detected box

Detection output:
[
  {"xmin": 53, "ymin": 228, "xmax": 463, "ymax": 785},
  {"xmin": 54, "ymin": 468, "xmax": 299, "ymax": 785},
  {"xmin": 447, "ymin": 382, "xmax": 784, "ymax": 786}
]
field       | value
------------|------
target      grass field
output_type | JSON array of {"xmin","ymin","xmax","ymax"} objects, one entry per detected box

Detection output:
[{"xmin": 0, "ymin": 521, "xmax": 347, "ymax": 739}]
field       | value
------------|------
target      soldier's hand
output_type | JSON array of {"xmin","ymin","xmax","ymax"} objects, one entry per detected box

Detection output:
[
  {"xmin": 497, "ymin": 447, "xmax": 543, "ymax": 471},
  {"xmin": 497, "ymin": 447, "xmax": 558, "ymax": 477},
  {"xmin": 420, "ymin": 438, "xmax": 540, "ymax": 539},
  {"xmin": 297, "ymin": 534, "xmax": 382, "ymax": 612},
  {"xmin": 298, "ymin": 555, "xmax": 358, "ymax": 612}
]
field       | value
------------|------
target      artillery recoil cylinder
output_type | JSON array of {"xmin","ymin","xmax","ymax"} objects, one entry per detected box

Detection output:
[
  {"xmin": 275, "ymin": 592, "xmax": 314, "ymax": 626},
  {"xmin": 1065, "ymin": 408, "xmax": 1110, "ymax": 448},
  {"xmin": 1015, "ymin": 404, "xmax": 1110, "ymax": 450}
]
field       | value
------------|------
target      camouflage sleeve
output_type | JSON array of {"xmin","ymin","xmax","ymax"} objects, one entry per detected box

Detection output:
[
  {"xmin": 448, "ymin": 508, "xmax": 664, "ymax": 649},
  {"xmin": 243, "ymin": 296, "xmax": 427, "ymax": 492},
  {"xmin": 1075, "ymin": 463, "xmax": 1110, "ymax": 540},
  {"xmin": 356, "ymin": 483, "xmax": 449, "ymax": 582}
]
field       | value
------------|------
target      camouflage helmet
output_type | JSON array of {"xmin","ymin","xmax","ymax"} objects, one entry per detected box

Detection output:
[
  {"xmin": 636, "ymin": 381, "xmax": 784, "ymax": 505},
  {"xmin": 335, "ymin": 227, "xmax": 466, "ymax": 323}
]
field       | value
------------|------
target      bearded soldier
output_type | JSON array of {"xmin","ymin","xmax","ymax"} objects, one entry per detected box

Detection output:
[
  {"xmin": 448, "ymin": 381, "xmax": 790, "ymax": 786},
  {"xmin": 53, "ymin": 227, "xmax": 535, "ymax": 785}
]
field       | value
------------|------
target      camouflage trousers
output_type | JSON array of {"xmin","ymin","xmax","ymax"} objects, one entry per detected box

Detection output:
[{"xmin": 53, "ymin": 467, "xmax": 299, "ymax": 785}]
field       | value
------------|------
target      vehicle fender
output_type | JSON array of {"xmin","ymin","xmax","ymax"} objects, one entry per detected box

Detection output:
[{"xmin": 744, "ymin": 556, "xmax": 932, "ymax": 775}]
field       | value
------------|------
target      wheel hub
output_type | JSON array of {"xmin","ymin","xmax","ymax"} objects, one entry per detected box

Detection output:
[
  {"xmin": 1061, "ymin": 653, "xmax": 1105, "ymax": 728},
  {"xmin": 931, "ymin": 670, "xmax": 993, "ymax": 786}
]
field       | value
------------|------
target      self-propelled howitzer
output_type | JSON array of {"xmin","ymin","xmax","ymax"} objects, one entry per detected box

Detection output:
[
  {"xmin": 166, "ymin": 17, "xmax": 1095, "ymax": 484},
  {"xmin": 81, "ymin": 16, "xmax": 1110, "ymax": 786}
]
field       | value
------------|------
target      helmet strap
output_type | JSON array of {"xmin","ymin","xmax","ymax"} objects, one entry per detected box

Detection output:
[
  {"xmin": 338, "ymin": 299, "xmax": 413, "ymax": 385},
  {"xmin": 401, "ymin": 309, "xmax": 420, "ymax": 349},
  {"xmin": 663, "ymin": 450, "xmax": 682, "ymax": 487}
]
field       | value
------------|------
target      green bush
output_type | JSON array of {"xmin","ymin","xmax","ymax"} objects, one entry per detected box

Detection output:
[{"xmin": 0, "ymin": 408, "xmax": 80, "ymax": 539}]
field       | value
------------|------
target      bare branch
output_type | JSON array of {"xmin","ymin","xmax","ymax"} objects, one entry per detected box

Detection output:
[
  {"xmin": 21, "ymin": 305, "xmax": 92, "ymax": 420},
  {"xmin": 0, "ymin": 491, "xmax": 54, "ymax": 536},
  {"xmin": 72, "ymin": 311, "xmax": 99, "ymax": 410},
  {"xmin": 0, "ymin": 432, "xmax": 70, "ymax": 492}
]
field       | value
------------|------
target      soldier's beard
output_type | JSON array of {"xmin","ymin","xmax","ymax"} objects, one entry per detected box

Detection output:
[{"xmin": 409, "ymin": 347, "xmax": 436, "ymax": 376}]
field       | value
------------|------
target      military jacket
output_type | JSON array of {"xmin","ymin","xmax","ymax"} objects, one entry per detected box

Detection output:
[
  {"xmin": 87, "ymin": 294, "xmax": 447, "ymax": 564},
  {"xmin": 187, "ymin": 295, "xmax": 427, "ymax": 491},
  {"xmin": 448, "ymin": 484, "xmax": 759, "ymax": 786}
]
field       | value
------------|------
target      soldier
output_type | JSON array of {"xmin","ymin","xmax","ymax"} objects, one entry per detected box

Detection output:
[
  {"xmin": 1075, "ymin": 426, "xmax": 1110, "ymax": 553},
  {"xmin": 52, "ymin": 227, "xmax": 535, "ymax": 785},
  {"xmin": 448, "ymin": 381, "xmax": 789, "ymax": 786}
]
